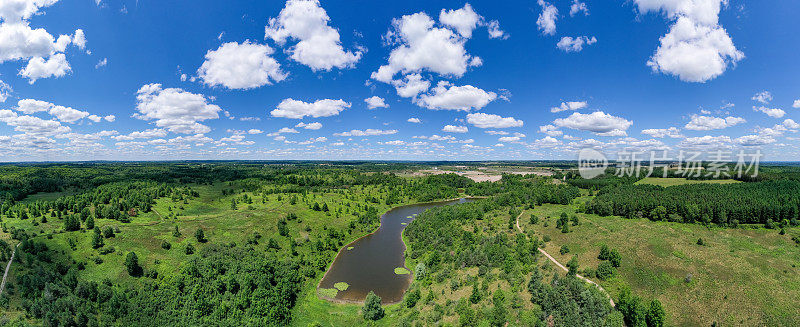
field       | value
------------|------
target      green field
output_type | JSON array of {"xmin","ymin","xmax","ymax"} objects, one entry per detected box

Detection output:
[
  {"xmin": 634, "ymin": 177, "xmax": 741, "ymax": 187},
  {"xmin": 517, "ymin": 199, "xmax": 800, "ymax": 326}
]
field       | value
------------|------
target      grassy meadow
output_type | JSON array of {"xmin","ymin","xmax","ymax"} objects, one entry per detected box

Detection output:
[{"xmin": 517, "ymin": 198, "xmax": 800, "ymax": 326}]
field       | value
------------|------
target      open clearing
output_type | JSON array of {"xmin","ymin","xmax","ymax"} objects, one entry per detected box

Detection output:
[{"xmin": 518, "ymin": 200, "xmax": 800, "ymax": 326}]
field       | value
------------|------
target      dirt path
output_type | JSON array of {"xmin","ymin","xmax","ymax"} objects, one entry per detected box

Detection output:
[
  {"xmin": 515, "ymin": 212, "xmax": 615, "ymax": 307},
  {"xmin": 0, "ymin": 243, "xmax": 20, "ymax": 296}
]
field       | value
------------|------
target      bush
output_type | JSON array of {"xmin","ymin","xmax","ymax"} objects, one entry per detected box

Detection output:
[
  {"xmin": 195, "ymin": 228, "xmax": 206, "ymax": 243},
  {"xmin": 596, "ymin": 261, "xmax": 614, "ymax": 280},
  {"xmin": 560, "ymin": 244, "xmax": 570, "ymax": 255},
  {"xmin": 362, "ymin": 291, "xmax": 384, "ymax": 320},
  {"xmin": 185, "ymin": 243, "xmax": 195, "ymax": 255},
  {"xmin": 125, "ymin": 252, "xmax": 142, "ymax": 277},
  {"xmin": 404, "ymin": 289, "xmax": 421, "ymax": 308},
  {"xmin": 161, "ymin": 241, "xmax": 171, "ymax": 250}
]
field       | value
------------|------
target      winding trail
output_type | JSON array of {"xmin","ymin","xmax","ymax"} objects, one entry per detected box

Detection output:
[
  {"xmin": 515, "ymin": 212, "xmax": 615, "ymax": 307},
  {"xmin": 0, "ymin": 243, "xmax": 20, "ymax": 296}
]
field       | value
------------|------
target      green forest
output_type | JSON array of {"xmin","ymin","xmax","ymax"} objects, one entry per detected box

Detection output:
[{"xmin": 0, "ymin": 163, "xmax": 798, "ymax": 326}]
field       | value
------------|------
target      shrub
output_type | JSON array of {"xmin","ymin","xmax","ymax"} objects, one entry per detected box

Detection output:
[
  {"xmin": 596, "ymin": 261, "xmax": 614, "ymax": 280},
  {"xmin": 362, "ymin": 291, "xmax": 384, "ymax": 320}
]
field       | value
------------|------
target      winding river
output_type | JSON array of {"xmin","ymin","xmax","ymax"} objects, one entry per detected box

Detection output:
[{"xmin": 318, "ymin": 198, "xmax": 473, "ymax": 304}]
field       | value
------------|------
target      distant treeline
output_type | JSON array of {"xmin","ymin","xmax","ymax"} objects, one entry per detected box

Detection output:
[{"xmin": 585, "ymin": 180, "xmax": 800, "ymax": 225}]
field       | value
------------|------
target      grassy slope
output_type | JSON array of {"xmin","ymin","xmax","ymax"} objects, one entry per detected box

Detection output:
[
  {"xmin": 6, "ymin": 182, "xmax": 799, "ymax": 326},
  {"xmin": 634, "ymin": 177, "xmax": 741, "ymax": 187},
  {"xmin": 519, "ymin": 198, "xmax": 800, "ymax": 326},
  {"xmin": 1, "ymin": 182, "xmax": 402, "ymax": 304}
]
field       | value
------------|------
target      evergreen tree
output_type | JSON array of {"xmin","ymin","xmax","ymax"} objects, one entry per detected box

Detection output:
[
  {"xmin": 195, "ymin": 228, "xmax": 206, "ymax": 243},
  {"xmin": 85, "ymin": 215, "xmax": 95, "ymax": 230},
  {"xmin": 362, "ymin": 291, "xmax": 384, "ymax": 321},
  {"xmin": 646, "ymin": 299, "xmax": 666, "ymax": 327},
  {"xmin": 92, "ymin": 227, "xmax": 104, "ymax": 249},
  {"xmin": 125, "ymin": 252, "xmax": 141, "ymax": 277}
]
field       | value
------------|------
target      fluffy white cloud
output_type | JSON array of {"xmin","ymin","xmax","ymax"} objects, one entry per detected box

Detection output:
[
  {"xmin": 636, "ymin": 0, "xmax": 743, "ymax": 82},
  {"xmin": 556, "ymin": 36, "xmax": 596, "ymax": 52},
  {"xmin": 641, "ymin": 127, "xmax": 683, "ymax": 138},
  {"xmin": 266, "ymin": 127, "xmax": 299, "ymax": 137},
  {"xmin": 265, "ymin": 0, "xmax": 361, "ymax": 71},
  {"xmin": 753, "ymin": 106, "xmax": 785, "ymax": 118},
  {"xmin": 295, "ymin": 121, "xmax": 322, "ymax": 130},
  {"xmin": 735, "ymin": 134, "xmax": 775, "ymax": 146},
  {"xmin": 570, "ymin": 0, "xmax": 589, "ymax": 16},
  {"xmin": 0, "ymin": 20, "xmax": 57, "ymax": 61},
  {"xmin": 371, "ymin": 9, "xmax": 481, "ymax": 83},
  {"xmin": 48, "ymin": 104, "xmax": 89, "ymax": 123},
  {"xmin": 407, "ymin": 117, "xmax": 421, "ymax": 123},
  {"xmin": 0, "ymin": 1, "xmax": 86, "ymax": 83},
  {"xmin": 0, "ymin": 109, "xmax": 70, "ymax": 137},
  {"xmin": 333, "ymin": 129, "xmax": 397, "ymax": 137},
  {"xmin": 498, "ymin": 132, "xmax": 526, "ymax": 143},
  {"xmin": 18, "ymin": 52, "xmax": 70, "ymax": 83},
  {"xmin": 392, "ymin": 73, "xmax": 430, "ymax": 98},
  {"xmin": 485, "ymin": 20, "xmax": 507, "ymax": 39},
  {"xmin": 271, "ymin": 98, "xmax": 349, "ymax": 119},
  {"xmin": 793, "ymin": 99, "xmax": 800, "ymax": 109},
  {"xmin": 532, "ymin": 136, "xmax": 561, "ymax": 148},
  {"xmin": 751, "ymin": 90, "xmax": 772, "ymax": 104},
  {"xmin": 197, "ymin": 41, "xmax": 286, "ymax": 90},
  {"xmin": 553, "ymin": 111, "xmax": 632, "ymax": 135},
  {"xmin": 12, "ymin": 98, "xmax": 98, "ymax": 123},
  {"xmin": 536, "ymin": 0, "xmax": 558, "ymax": 35},
  {"xmin": 364, "ymin": 96, "xmax": 388, "ymax": 109},
  {"xmin": 467, "ymin": 112, "xmax": 524, "ymax": 129},
  {"xmin": 684, "ymin": 114, "xmax": 745, "ymax": 130},
  {"xmin": 134, "ymin": 83, "xmax": 222, "ymax": 134},
  {"xmin": 550, "ymin": 101, "xmax": 588, "ymax": 113},
  {"xmin": 442, "ymin": 125, "xmax": 468, "ymax": 133},
  {"xmin": 416, "ymin": 82, "xmax": 496, "ymax": 111},
  {"xmin": 439, "ymin": 3, "xmax": 481, "ymax": 38}
]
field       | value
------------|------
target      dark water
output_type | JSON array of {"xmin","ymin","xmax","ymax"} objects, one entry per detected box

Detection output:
[{"xmin": 318, "ymin": 198, "xmax": 472, "ymax": 304}]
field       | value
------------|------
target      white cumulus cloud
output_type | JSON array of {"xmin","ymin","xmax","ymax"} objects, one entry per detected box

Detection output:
[
  {"xmin": 550, "ymin": 101, "xmax": 588, "ymax": 113},
  {"xmin": 684, "ymin": 114, "xmax": 745, "ymax": 130},
  {"xmin": 553, "ymin": 111, "xmax": 632, "ymax": 135},
  {"xmin": 134, "ymin": 83, "xmax": 222, "ymax": 134},
  {"xmin": 467, "ymin": 112, "xmax": 524, "ymax": 129},
  {"xmin": 271, "ymin": 98, "xmax": 350, "ymax": 119},
  {"xmin": 536, "ymin": 0, "xmax": 558, "ymax": 35},
  {"xmin": 265, "ymin": 0, "xmax": 362, "ymax": 71},
  {"xmin": 442, "ymin": 125, "xmax": 468, "ymax": 133},
  {"xmin": 364, "ymin": 96, "xmax": 388, "ymax": 109},
  {"xmin": 416, "ymin": 82, "xmax": 496, "ymax": 111},
  {"xmin": 198, "ymin": 41, "xmax": 286, "ymax": 90},
  {"xmin": 556, "ymin": 36, "xmax": 597, "ymax": 52},
  {"xmin": 635, "ymin": 0, "xmax": 743, "ymax": 83}
]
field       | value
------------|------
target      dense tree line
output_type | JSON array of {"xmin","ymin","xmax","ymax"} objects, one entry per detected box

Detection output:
[{"xmin": 585, "ymin": 180, "xmax": 800, "ymax": 224}]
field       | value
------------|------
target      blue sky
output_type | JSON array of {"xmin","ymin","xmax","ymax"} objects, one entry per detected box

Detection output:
[{"xmin": 0, "ymin": 0, "xmax": 798, "ymax": 161}]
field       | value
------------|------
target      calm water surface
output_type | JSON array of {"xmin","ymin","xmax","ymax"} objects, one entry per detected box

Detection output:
[{"xmin": 318, "ymin": 198, "xmax": 472, "ymax": 303}]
